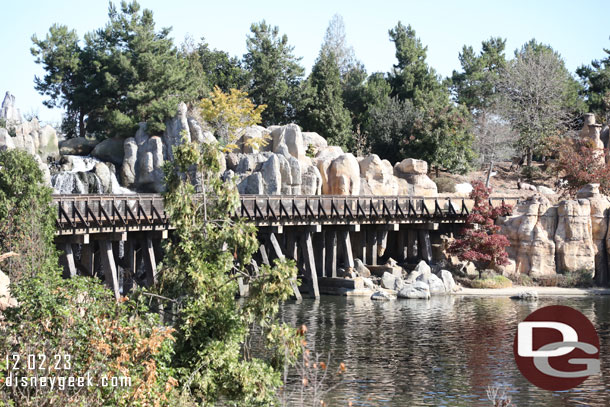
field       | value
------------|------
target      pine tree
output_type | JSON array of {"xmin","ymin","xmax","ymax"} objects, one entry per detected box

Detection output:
[
  {"xmin": 299, "ymin": 50, "xmax": 353, "ymax": 148},
  {"xmin": 577, "ymin": 44, "xmax": 610, "ymax": 122},
  {"xmin": 243, "ymin": 21, "xmax": 304, "ymax": 126}
]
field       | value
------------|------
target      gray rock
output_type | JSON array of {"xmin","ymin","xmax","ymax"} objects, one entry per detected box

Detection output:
[
  {"xmin": 418, "ymin": 273, "xmax": 445, "ymax": 294},
  {"xmin": 0, "ymin": 128, "xmax": 14, "ymax": 151},
  {"xmin": 439, "ymin": 270, "xmax": 457, "ymax": 293},
  {"xmin": 414, "ymin": 260, "xmax": 432, "ymax": 275},
  {"xmin": 261, "ymin": 154, "xmax": 281, "ymax": 194},
  {"xmin": 93, "ymin": 162, "xmax": 112, "ymax": 193},
  {"xmin": 91, "ymin": 136, "xmax": 124, "ymax": 166},
  {"xmin": 135, "ymin": 134, "xmax": 165, "ymax": 192},
  {"xmin": 1, "ymin": 92, "xmax": 21, "ymax": 123},
  {"xmin": 397, "ymin": 281, "xmax": 431, "ymax": 300},
  {"xmin": 187, "ymin": 117, "xmax": 215, "ymax": 144},
  {"xmin": 59, "ymin": 137, "xmax": 98, "ymax": 155},
  {"xmin": 510, "ymin": 291, "xmax": 539, "ymax": 301},
  {"xmin": 238, "ymin": 172, "xmax": 264, "ymax": 194},
  {"xmin": 225, "ymin": 153, "xmax": 240, "ymax": 171},
  {"xmin": 302, "ymin": 131, "xmax": 327, "ymax": 154},
  {"xmin": 38, "ymin": 125, "xmax": 59, "ymax": 161},
  {"xmin": 32, "ymin": 154, "xmax": 51, "ymax": 186},
  {"xmin": 163, "ymin": 102, "xmax": 190, "ymax": 161},
  {"xmin": 381, "ymin": 272, "xmax": 397, "ymax": 290},
  {"xmin": 121, "ymin": 137, "xmax": 137, "ymax": 187},
  {"xmin": 362, "ymin": 277, "xmax": 375, "ymax": 290},
  {"xmin": 278, "ymin": 154, "xmax": 292, "ymax": 194},
  {"xmin": 272, "ymin": 124, "xmax": 305, "ymax": 161},
  {"xmin": 275, "ymin": 142, "xmax": 291, "ymax": 158},
  {"xmin": 288, "ymin": 156, "xmax": 301, "ymax": 187},
  {"xmin": 221, "ymin": 169, "xmax": 235, "ymax": 182},
  {"xmin": 301, "ymin": 164, "xmax": 322, "ymax": 195},
  {"xmin": 537, "ymin": 185, "xmax": 556, "ymax": 195},
  {"xmin": 371, "ymin": 290, "xmax": 396, "ymax": 301},
  {"xmin": 354, "ymin": 259, "xmax": 371, "ymax": 278}
]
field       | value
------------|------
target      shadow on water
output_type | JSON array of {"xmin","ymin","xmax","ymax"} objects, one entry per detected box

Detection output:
[{"xmin": 279, "ymin": 295, "xmax": 610, "ymax": 406}]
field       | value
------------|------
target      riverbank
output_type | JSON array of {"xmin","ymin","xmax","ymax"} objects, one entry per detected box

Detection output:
[{"xmin": 458, "ymin": 286, "xmax": 610, "ymax": 296}]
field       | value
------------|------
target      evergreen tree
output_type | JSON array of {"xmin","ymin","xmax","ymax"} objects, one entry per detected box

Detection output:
[
  {"xmin": 450, "ymin": 37, "xmax": 507, "ymax": 114},
  {"xmin": 243, "ymin": 21, "xmax": 304, "ymax": 126},
  {"xmin": 299, "ymin": 50, "xmax": 353, "ymax": 148},
  {"xmin": 388, "ymin": 22, "xmax": 445, "ymax": 107},
  {"xmin": 32, "ymin": 1, "xmax": 198, "ymax": 139},
  {"xmin": 577, "ymin": 44, "xmax": 610, "ymax": 122}
]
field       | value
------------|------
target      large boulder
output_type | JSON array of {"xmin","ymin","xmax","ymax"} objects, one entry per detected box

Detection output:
[
  {"xmin": 0, "ymin": 92, "xmax": 21, "ymax": 123},
  {"xmin": 242, "ymin": 126, "xmax": 270, "ymax": 153},
  {"xmin": 0, "ymin": 128, "xmax": 14, "ymax": 151},
  {"xmin": 555, "ymin": 199, "xmax": 595, "ymax": 273},
  {"xmin": 326, "ymin": 153, "xmax": 360, "ymax": 195},
  {"xmin": 91, "ymin": 136, "xmax": 124, "ymax": 166},
  {"xmin": 359, "ymin": 154, "xmax": 398, "ymax": 195},
  {"xmin": 121, "ymin": 137, "xmax": 138, "ymax": 187},
  {"xmin": 133, "ymin": 124, "xmax": 165, "ymax": 192},
  {"xmin": 439, "ymin": 270, "xmax": 457, "ymax": 293},
  {"xmin": 59, "ymin": 137, "xmax": 99, "ymax": 156},
  {"xmin": 354, "ymin": 258, "xmax": 371, "ymax": 278},
  {"xmin": 163, "ymin": 102, "xmax": 190, "ymax": 162},
  {"xmin": 394, "ymin": 158, "xmax": 427, "ymax": 175},
  {"xmin": 0, "ymin": 269, "xmax": 17, "ymax": 310},
  {"xmin": 302, "ymin": 132, "xmax": 328, "ymax": 155},
  {"xmin": 238, "ymin": 172, "xmax": 265, "ymax": 194},
  {"xmin": 272, "ymin": 124, "xmax": 305, "ymax": 162},
  {"xmin": 261, "ymin": 154, "xmax": 281, "ymax": 194},
  {"xmin": 93, "ymin": 162, "xmax": 112, "ymax": 193},
  {"xmin": 397, "ymin": 281, "xmax": 431, "ymax": 299},
  {"xmin": 578, "ymin": 185, "xmax": 610, "ymax": 280},
  {"xmin": 301, "ymin": 164, "xmax": 322, "ymax": 195},
  {"xmin": 498, "ymin": 195, "xmax": 557, "ymax": 278},
  {"xmin": 417, "ymin": 272, "xmax": 445, "ymax": 294}
]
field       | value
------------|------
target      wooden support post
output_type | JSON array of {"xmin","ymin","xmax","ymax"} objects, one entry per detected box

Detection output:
[
  {"xmin": 314, "ymin": 232, "xmax": 326, "ymax": 278},
  {"xmin": 419, "ymin": 230, "xmax": 433, "ymax": 264},
  {"xmin": 269, "ymin": 232, "xmax": 302, "ymax": 300},
  {"xmin": 300, "ymin": 232, "xmax": 320, "ymax": 298},
  {"xmin": 60, "ymin": 243, "xmax": 77, "ymax": 278},
  {"xmin": 80, "ymin": 243, "xmax": 95, "ymax": 276},
  {"xmin": 123, "ymin": 240, "xmax": 137, "ymax": 293},
  {"xmin": 357, "ymin": 230, "xmax": 367, "ymax": 264},
  {"xmin": 340, "ymin": 230, "xmax": 355, "ymax": 269},
  {"xmin": 259, "ymin": 243, "xmax": 270, "ymax": 265},
  {"xmin": 100, "ymin": 240, "xmax": 120, "ymax": 300},
  {"xmin": 407, "ymin": 229, "xmax": 418, "ymax": 262},
  {"xmin": 396, "ymin": 230, "xmax": 407, "ymax": 262},
  {"xmin": 285, "ymin": 233, "xmax": 298, "ymax": 262},
  {"xmin": 367, "ymin": 227, "xmax": 378, "ymax": 265},
  {"xmin": 377, "ymin": 230, "xmax": 389, "ymax": 258},
  {"xmin": 325, "ymin": 230, "xmax": 338, "ymax": 278},
  {"xmin": 143, "ymin": 238, "xmax": 157, "ymax": 287}
]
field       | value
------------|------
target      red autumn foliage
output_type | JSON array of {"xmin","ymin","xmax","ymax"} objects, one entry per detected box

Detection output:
[
  {"xmin": 448, "ymin": 181, "xmax": 512, "ymax": 275},
  {"xmin": 552, "ymin": 135, "xmax": 610, "ymax": 196}
]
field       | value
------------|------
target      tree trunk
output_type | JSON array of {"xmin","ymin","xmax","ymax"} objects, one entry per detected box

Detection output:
[
  {"xmin": 526, "ymin": 147, "xmax": 533, "ymax": 167},
  {"xmin": 79, "ymin": 110, "xmax": 86, "ymax": 138},
  {"xmin": 485, "ymin": 161, "xmax": 494, "ymax": 188}
]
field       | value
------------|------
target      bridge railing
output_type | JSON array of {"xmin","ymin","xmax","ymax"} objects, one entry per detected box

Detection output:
[{"xmin": 52, "ymin": 194, "xmax": 517, "ymax": 231}]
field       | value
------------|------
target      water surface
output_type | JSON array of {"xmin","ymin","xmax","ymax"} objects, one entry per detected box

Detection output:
[{"xmin": 279, "ymin": 295, "xmax": 610, "ymax": 406}]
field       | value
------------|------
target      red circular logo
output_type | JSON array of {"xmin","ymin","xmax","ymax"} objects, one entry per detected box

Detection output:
[{"xmin": 513, "ymin": 305, "xmax": 600, "ymax": 391}]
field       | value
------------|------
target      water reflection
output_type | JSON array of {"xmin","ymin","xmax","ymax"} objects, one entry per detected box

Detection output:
[{"xmin": 279, "ymin": 296, "xmax": 610, "ymax": 406}]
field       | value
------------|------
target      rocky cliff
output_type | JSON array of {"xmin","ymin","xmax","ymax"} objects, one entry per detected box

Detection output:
[
  {"xmin": 498, "ymin": 183, "xmax": 609, "ymax": 282},
  {"xmin": 0, "ymin": 92, "xmax": 439, "ymax": 198}
]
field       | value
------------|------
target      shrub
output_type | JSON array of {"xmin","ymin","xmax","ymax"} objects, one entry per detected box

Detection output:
[
  {"xmin": 434, "ymin": 176, "xmax": 456, "ymax": 193},
  {"xmin": 557, "ymin": 270, "xmax": 594, "ymax": 288},
  {"xmin": 551, "ymin": 135, "xmax": 610, "ymax": 196},
  {"xmin": 448, "ymin": 181, "xmax": 512, "ymax": 278},
  {"xmin": 469, "ymin": 275, "xmax": 513, "ymax": 289},
  {"xmin": 520, "ymin": 165, "xmax": 542, "ymax": 181}
]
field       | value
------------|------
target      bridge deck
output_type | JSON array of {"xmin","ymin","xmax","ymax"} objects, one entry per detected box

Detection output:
[{"xmin": 52, "ymin": 194, "xmax": 518, "ymax": 236}]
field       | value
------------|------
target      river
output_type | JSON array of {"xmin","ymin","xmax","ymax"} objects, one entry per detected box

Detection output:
[{"xmin": 279, "ymin": 295, "xmax": 610, "ymax": 406}]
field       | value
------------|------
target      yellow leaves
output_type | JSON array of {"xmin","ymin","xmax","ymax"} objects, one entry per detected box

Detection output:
[{"xmin": 199, "ymin": 86, "xmax": 267, "ymax": 149}]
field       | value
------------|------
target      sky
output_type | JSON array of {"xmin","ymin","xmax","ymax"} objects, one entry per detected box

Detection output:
[{"xmin": 1, "ymin": 0, "xmax": 609, "ymax": 124}]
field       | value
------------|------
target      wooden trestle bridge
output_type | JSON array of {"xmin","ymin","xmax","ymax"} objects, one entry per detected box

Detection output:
[{"xmin": 53, "ymin": 194, "xmax": 517, "ymax": 299}]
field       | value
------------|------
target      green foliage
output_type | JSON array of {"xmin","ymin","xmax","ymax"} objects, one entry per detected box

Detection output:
[
  {"xmin": 244, "ymin": 20, "xmax": 304, "ymax": 126},
  {"xmin": 366, "ymin": 96, "xmax": 416, "ymax": 163},
  {"xmin": 577, "ymin": 44, "xmax": 610, "ymax": 121},
  {"xmin": 468, "ymin": 275, "xmax": 512, "ymax": 289},
  {"xmin": 0, "ymin": 149, "xmax": 57, "ymax": 282},
  {"xmin": 450, "ymin": 37, "xmax": 507, "ymax": 114},
  {"xmin": 433, "ymin": 177, "xmax": 456, "ymax": 193},
  {"xmin": 298, "ymin": 50, "xmax": 353, "ymax": 149},
  {"xmin": 0, "ymin": 149, "xmax": 176, "ymax": 406},
  {"xmin": 32, "ymin": 1, "xmax": 199, "ymax": 139},
  {"xmin": 159, "ymin": 136, "xmax": 300, "ymax": 405},
  {"xmin": 520, "ymin": 165, "xmax": 542, "ymax": 181}
]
